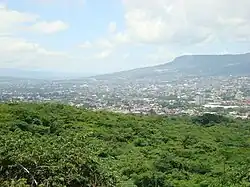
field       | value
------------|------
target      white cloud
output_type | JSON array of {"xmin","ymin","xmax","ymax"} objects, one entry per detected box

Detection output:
[
  {"xmin": 0, "ymin": 37, "xmax": 39, "ymax": 52},
  {"xmin": 108, "ymin": 21, "xmax": 117, "ymax": 33},
  {"xmin": 95, "ymin": 50, "xmax": 113, "ymax": 59},
  {"xmin": 0, "ymin": 5, "xmax": 68, "ymax": 34},
  {"xmin": 0, "ymin": 36, "xmax": 70, "ymax": 69},
  {"xmin": 147, "ymin": 46, "xmax": 175, "ymax": 62},
  {"xmin": 1, "ymin": 0, "xmax": 250, "ymax": 74},
  {"xmin": 113, "ymin": 32, "xmax": 130, "ymax": 44},
  {"xmin": 79, "ymin": 38, "xmax": 114, "ymax": 50},
  {"xmin": 123, "ymin": 53, "xmax": 130, "ymax": 59},
  {"xmin": 27, "ymin": 20, "xmax": 69, "ymax": 34},
  {"xmin": 0, "ymin": 37, "xmax": 66, "ymax": 56},
  {"xmin": 82, "ymin": 0, "xmax": 250, "ymax": 51},
  {"xmin": 121, "ymin": 0, "xmax": 250, "ymax": 45},
  {"xmin": 79, "ymin": 41, "xmax": 92, "ymax": 48},
  {"xmin": 0, "ymin": 4, "xmax": 72, "ymax": 71},
  {"xmin": 95, "ymin": 38, "xmax": 114, "ymax": 48},
  {"xmin": 0, "ymin": 5, "xmax": 38, "ymax": 32},
  {"xmin": 78, "ymin": 38, "xmax": 115, "ymax": 63}
]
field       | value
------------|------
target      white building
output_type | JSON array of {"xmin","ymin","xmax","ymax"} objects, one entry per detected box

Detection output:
[
  {"xmin": 195, "ymin": 94, "xmax": 205, "ymax": 105},
  {"xmin": 235, "ymin": 91, "xmax": 243, "ymax": 100}
]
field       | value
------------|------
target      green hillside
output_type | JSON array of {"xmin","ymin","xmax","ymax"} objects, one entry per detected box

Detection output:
[{"xmin": 0, "ymin": 103, "xmax": 250, "ymax": 187}]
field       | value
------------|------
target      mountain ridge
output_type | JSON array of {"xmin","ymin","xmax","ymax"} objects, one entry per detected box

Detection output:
[
  {"xmin": 0, "ymin": 52, "xmax": 249, "ymax": 81},
  {"xmin": 0, "ymin": 68, "xmax": 95, "ymax": 80},
  {"xmin": 92, "ymin": 52, "xmax": 250, "ymax": 80}
]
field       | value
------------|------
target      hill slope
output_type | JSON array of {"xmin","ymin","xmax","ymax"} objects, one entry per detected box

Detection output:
[
  {"xmin": 94, "ymin": 53, "xmax": 250, "ymax": 81},
  {"xmin": 160, "ymin": 53, "xmax": 250, "ymax": 76},
  {"xmin": 0, "ymin": 103, "xmax": 250, "ymax": 186}
]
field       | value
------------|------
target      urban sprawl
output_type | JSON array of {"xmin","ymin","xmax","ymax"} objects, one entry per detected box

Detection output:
[{"xmin": 1, "ymin": 76, "xmax": 250, "ymax": 119}]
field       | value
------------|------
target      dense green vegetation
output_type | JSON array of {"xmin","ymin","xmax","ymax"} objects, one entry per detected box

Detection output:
[{"xmin": 0, "ymin": 103, "xmax": 250, "ymax": 187}]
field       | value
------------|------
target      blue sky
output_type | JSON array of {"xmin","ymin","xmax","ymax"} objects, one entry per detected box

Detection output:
[{"xmin": 0, "ymin": 0, "xmax": 250, "ymax": 75}]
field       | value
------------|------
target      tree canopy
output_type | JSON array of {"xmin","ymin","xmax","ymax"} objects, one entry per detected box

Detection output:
[{"xmin": 0, "ymin": 103, "xmax": 250, "ymax": 186}]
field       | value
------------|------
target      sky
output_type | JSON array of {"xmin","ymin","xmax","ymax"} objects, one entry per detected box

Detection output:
[{"xmin": 0, "ymin": 0, "xmax": 250, "ymax": 75}]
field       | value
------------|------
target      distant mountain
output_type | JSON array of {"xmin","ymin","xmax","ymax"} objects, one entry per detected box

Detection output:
[
  {"xmin": 93, "ymin": 53, "xmax": 250, "ymax": 81},
  {"xmin": 0, "ymin": 68, "xmax": 94, "ymax": 80},
  {"xmin": 157, "ymin": 53, "xmax": 250, "ymax": 76},
  {"xmin": 2, "ymin": 53, "xmax": 249, "ymax": 81}
]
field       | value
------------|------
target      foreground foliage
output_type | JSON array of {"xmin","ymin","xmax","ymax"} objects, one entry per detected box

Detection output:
[{"xmin": 0, "ymin": 103, "xmax": 250, "ymax": 186}]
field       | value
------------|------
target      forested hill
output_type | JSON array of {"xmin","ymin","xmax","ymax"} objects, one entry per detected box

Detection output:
[{"xmin": 0, "ymin": 103, "xmax": 250, "ymax": 187}]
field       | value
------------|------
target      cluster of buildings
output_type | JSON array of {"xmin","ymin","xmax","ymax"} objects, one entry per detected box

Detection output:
[{"xmin": 0, "ymin": 76, "xmax": 249, "ymax": 119}]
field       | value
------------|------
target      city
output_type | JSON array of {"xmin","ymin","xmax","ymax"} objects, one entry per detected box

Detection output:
[{"xmin": 1, "ymin": 75, "xmax": 249, "ymax": 119}]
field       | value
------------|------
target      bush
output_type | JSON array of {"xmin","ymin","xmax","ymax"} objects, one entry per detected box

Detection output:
[{"xmin": 192, "ymin": 113, "xmax": 229, "ymax": 126}]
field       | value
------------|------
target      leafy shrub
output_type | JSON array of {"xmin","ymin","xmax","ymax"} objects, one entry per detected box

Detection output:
[
  {"xmin": 192, "ymin": 113, "xmax": 230, "ymax": 126},
  {"xmin": 0, "ymin": 103, "xmax": 249, "ymax": 186}
]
